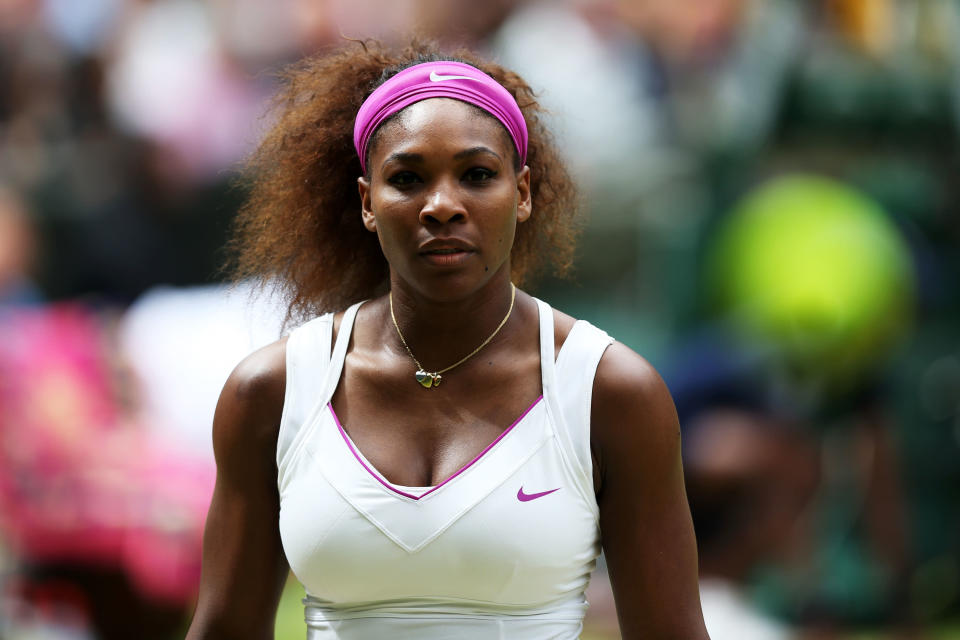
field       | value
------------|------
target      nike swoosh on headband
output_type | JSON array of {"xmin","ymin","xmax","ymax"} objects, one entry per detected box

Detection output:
[
  {"xmin": 517, "ymin": 486, "xmax": 561, "ymax": 502},
  {"xmin": 429, "ymin": 70, "xmax": 477, "ymax": 82}
]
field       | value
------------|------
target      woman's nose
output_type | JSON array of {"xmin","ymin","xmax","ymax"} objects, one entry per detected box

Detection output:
[{"xmin": 419, "ymin": 183, "xmax": 467, "ymax": 225}]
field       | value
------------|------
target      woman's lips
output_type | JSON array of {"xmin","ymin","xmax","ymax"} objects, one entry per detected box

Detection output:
[{"xmin": 420, "ymin": 249, "xmax": 473, "ymax": 266}]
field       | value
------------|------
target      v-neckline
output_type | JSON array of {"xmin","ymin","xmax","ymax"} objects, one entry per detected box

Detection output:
[
  {"xmin": 327, "ymin": 395, "xmax": 544, "ymax": 501},
  {"xmin": 323, "ymin": 296, "xmax": 561, "ymax": 504},
  {"xmin": 300, "ymin": 298, "xmax": 563, "ymax": 552}
]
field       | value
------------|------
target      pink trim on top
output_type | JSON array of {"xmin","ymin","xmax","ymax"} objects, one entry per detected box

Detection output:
[{"xmin": 328, "ymin": 396, "xmax": 543, "ymax": 501}]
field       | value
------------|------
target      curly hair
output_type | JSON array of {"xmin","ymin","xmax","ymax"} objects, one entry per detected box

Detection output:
[{"xmin": 228, "ymin": 39, "xmax": 580, "ymax": 324}]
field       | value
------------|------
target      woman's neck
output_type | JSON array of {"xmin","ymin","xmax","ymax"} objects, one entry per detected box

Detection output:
[{"xmin": 385, "ymin": 270, "xmax": 517, "ymax": 371}]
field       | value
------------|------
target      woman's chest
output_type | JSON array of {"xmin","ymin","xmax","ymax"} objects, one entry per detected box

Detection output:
[
  {"xmin": 278, "ymin": 404, "xmax": 599, "ymax": 605},
  {"xmin": 331, "ymin": 354, "xmax": 543, "ymax": 487}
]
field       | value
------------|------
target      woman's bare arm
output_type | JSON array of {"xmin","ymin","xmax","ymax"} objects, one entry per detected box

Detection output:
[
  {"xmin": 186, "ymin": 339, "xmax": 290, "ymax": 640},
  {"xmin": 592, "ymin": 342, "xmax": 709, "ymax": 639}
]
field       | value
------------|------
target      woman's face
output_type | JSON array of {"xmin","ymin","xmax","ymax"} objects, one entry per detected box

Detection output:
[{"xmin": 358, "ymin": 98, "xmax": 531, "ymax": 301}]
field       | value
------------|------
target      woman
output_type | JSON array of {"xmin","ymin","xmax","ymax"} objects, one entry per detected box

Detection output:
[{"xmin": 186, "ymin": 41, "xmax": 709, "ymax": 639}]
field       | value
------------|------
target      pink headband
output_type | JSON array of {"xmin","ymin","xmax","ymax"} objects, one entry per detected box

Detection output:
[{"xmin": 353, "ymin": 61, "xmax": 528, "ymax": 174}]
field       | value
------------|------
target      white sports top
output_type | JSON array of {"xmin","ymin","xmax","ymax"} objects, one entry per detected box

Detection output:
[{"xmin": 277, "ymin": 298, "xmax": 614, "ymax": 639}]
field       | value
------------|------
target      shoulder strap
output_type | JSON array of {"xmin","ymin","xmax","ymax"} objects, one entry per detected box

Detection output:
[
  {"xmin": 535, "ymin": 298, "xmax": 556, "ymax": 395},
  {"xmin": 277, "ymin": 313, "xmax": 333, "ymax": 472},
  {"xmin": 551, "ymin": 319, "xmax": 614, "ymax": 493},
  {"xmin": 276, "ymin": 301, "xmax": 364, "ymax": 478},
  {"xmin": 321, "ymin": 301, "xmax": 362, "ymax": 402}
]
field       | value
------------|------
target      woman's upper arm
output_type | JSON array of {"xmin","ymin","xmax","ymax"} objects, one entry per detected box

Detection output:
[
  {"xmin": 186, "ymin": 339, "xmax": 290, "ymax": 640},
  {"xmin": 592, "ymin": 342, "xmax": 709, "ymax": 640}
]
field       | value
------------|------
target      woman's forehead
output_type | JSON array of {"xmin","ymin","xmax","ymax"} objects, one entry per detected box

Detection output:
[{"xmin": 370, "ymin": 98, "xmax": 514, "ymax": 159}]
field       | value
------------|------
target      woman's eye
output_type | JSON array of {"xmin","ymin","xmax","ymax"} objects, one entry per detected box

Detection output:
[
  {"xmin": 388, "ymin": 171, "xmax": 420, "ymax": 186},
  {"xmin": 464, "ymin": 167, "xmax": 496, "ymax": 183}
]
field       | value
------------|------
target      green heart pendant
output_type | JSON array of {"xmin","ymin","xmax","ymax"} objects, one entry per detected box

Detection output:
[
  {"xmin": 415, "ymin": 370, "xmax": 433, "ymax": 388},
  {"xmin": 415, "ymin": 370, "xmax": 441, "ymax": 389}
]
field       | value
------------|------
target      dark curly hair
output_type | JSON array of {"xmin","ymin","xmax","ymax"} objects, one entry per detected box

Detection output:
[{"xmin": 228, "ymin": 39, "xmax": 580, "ymax": 324}]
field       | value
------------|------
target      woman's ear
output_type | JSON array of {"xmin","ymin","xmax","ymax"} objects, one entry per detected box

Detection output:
[
  {"xmin": 358, "ymin": 176, "xmax": 376, "ymax": 232},
  {"xmin": 516, "ymin": 165, "xmax": 532, "ymax": 223}
]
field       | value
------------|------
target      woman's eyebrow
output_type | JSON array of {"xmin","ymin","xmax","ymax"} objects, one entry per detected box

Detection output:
[
  {"xmin": 453, "ymin": 146, "xmax": 501, "ymax": 161},
  {"xmin": 381, "ymin": 151, "xmax": 423, "ymax": 169},
  {"xmin": 382, "ymin": 147, "xmax": 501, "ymax": 170}
]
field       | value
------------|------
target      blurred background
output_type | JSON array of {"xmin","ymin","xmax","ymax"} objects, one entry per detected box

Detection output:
[{"xmin": 0, "ymin": 0, "xmax": 958, "ymax": 638}]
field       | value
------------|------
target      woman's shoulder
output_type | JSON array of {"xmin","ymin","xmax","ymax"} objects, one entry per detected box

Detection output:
[
  {"xmin": 545, "ymin": 304, "xmax": 679, "ymax": 472},
  {"xmin": 226, "ymin": 337, "xmax": 289, "ymax": 400},
  {"xmin": 547, "ymin": 304, "xmax": 671, "ymax": 423},
  {"xmin": 214, "ymin": 337, "xmax": 289, "ymax": 457},
  {"xmin": 593, "ymin": 341, "xmax": 672, "ymax": 417},
  {"xmin": 541, "ymin": 298, "xmax": 667, "ymax": 410},
  {"xmin": 541, "ymin": 296, "xmax": 679, "ymax": 455},
  {"xmin": 590, "ymin": 337, "xmax": 681, "ymax": 470}
]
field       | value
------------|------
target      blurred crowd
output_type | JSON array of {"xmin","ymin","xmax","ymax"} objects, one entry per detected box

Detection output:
[{"xmin": 1, "ymin": 0, "xmax": 959, "ymax": 638}]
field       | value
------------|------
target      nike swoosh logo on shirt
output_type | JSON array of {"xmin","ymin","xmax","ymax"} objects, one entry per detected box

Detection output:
[
  {"xmin": 429, "ymin": 70, "xmax": 477, "ymax": 82},
  {"xmin": 517, "ymin": 486, "xmax": 561, "ymax": 502}
]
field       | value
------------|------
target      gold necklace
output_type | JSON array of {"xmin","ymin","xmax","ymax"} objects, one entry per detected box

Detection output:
[{"xmin": 389, "ymin": 283, "xmax": 516, "ymax": 389}]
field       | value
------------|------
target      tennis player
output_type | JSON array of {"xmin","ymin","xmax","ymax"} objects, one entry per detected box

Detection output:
[{"xmin": 185, "ymin": 40, "xmax": 709, "ymax": 640}]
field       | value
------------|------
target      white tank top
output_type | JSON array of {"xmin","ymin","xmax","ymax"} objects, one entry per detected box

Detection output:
[{"xmin": 277, "ymin": 298, "xmax": 614, "ymax": 639}]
